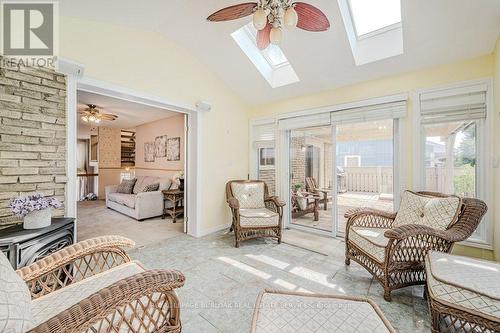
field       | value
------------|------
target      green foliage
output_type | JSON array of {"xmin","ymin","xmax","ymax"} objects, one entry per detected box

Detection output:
[{"xmin": 454, "ymin": 165, "xmax": 475, "ymax": 197}]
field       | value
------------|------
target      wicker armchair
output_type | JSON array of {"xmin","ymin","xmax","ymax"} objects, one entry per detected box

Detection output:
[
  {"xmin": 1, "ymin": 235, "xmax": 185, "ymax": 333},
  {"xmin": 226, "ymin": 180, "xmax": 285, "ymax": 248},
  {"xmin": 345, "ymin": 191, "xmax": 487, "ymax": 301}
]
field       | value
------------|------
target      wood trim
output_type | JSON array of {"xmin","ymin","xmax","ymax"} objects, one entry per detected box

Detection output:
[
  {"xmin": 98, "ymin": 167, "xmax": 124, "ymax": 170},
  {"xmin": 77, "ymin": 173, "xmax": 99, "ymax": 177}
]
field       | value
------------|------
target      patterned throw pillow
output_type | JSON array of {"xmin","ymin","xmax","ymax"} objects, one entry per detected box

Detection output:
[
  {"xmin": 393, "ymin": 191, "xmax": 462, "ymax": 231},
  {"xmin": 0, "ymin": 252, "xmax": 34, "ymax": 332},
  {"xmin": 142, "ymin": 183, "xmax": 160, "ymax": 192},
  {"xmin": 116, "ymin": 178, "xmax": 137, "ymax": 194}
]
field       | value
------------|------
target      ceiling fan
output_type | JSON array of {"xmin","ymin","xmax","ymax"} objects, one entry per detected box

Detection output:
[
  {"xmin": 79, "ymin": 104, "xmax": 118, "ymax": 124},
  {"xmin": 207, "ymin": 0, "xmax": 330, "ymax": 50}
]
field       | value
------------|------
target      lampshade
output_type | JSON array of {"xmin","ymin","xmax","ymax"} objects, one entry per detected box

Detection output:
[
  {"xmin": 253, "ymin": 8, "xmax": 267, "ymax": 30},
  {"xmin": 284, "ymin": 7, "xmax": 298, "ymax": 27},
  {"xmin": 81, "ymin": 116, "xmax": 88, "ymax": 122},
  {"xmin": 270, "ymin": 27, "xmax": 283, "ymax": 45}
]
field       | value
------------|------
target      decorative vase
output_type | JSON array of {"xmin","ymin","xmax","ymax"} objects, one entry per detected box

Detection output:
[
  {"xmin": 179, "ymin": 178, "xmax": 184, "ymax": 191},
  {"xmin": 23, "ymin": 209, "xmax": 52, "ymax": 230}
]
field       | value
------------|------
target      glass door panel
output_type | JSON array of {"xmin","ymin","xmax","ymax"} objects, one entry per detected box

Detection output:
[
  {"xmin": 290, "ymin": 126, "xmax": 333, "ymax": 233},
  {"xmin": 335, "ymin": 120, "xmax": 395, "ymax": 234}
]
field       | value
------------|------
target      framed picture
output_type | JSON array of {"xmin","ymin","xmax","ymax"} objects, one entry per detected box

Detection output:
[
  {"xmin": 154, "ymin": 135, "xmax": 167, "ymax": 157},
  {"xmin": 167, "ymin": 137, "xmax": 180, "ymax": 161},
  {"xmin": 144, "ymin": 142, "xmax": 155, "ymax": 162}
]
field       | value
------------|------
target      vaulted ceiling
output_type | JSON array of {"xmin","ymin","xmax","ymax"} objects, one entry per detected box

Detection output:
[{"xmin": 60, "ymin": 0, "xmax": 500, "ymax": 105}]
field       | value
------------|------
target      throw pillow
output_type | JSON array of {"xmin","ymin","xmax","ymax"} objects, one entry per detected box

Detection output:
[
  {"xmin": 142, "ymin": 183, "xmax": 160, "ymax": 192},
  {"xmin": 116, "ymin": 178, "xmax": 137, "ymax": 194},
  {"xmin": 0, "ymin": 252, "xmax": 34, "ymax": 332},
  {"xmin": 296, "ymin": 191, "xmax": 308, "ymax": 211}
]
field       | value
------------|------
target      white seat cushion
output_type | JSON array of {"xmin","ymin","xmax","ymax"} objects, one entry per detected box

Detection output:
[
  {"xmin": 253, "ymin": 291, "xmax": 394, "ymax": 333},
  {"xmin": 107, "ymin": 193, "xmax": 136, "ymax": 209},
  {"xmin": 349, "ymin": 227, "xmax": 390, "ymax": 263},
  {"xmin": 393, "ymin": 191, "xmax": 462, "ymax": 231},
  {"xmin": 0, "ymin": 252, "xmax": 34, "ymax": 332},
  {"xmin": 239, "ymin": 208, "xmax": 279, "ymax": 227},
  {"xmin": 426, "ymin": 251, "xmax": 500, "ymax": 318},
  {"xmin": 231, "ymin": 182, "xmax": 265, "ymax": 209},
  {"xmin": 31, "ymin": 261, "xmax": 144, "ymax": 328}
]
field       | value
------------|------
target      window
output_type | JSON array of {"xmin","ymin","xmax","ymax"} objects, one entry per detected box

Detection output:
[
  {"xmin": 344, "ymin": 155, "xmax": 361, "ymax": 167},
  {"xmin": 416, "ymin": 81, "xmax": 491, "ymax": 247},
  {"xmin": 259, "ymin": 148, "xmax": 275, "ymax": 168},
  {"xmin": 231, "ymin": 23, "xmax": 299, "ymax": 88},
  {"xmin": 348, "ymin": 0, "xmax": 401, "ymax": 38}
]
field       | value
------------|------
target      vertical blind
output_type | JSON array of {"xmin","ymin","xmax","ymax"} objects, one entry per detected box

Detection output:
[{"xmin": 419, "ymin": 83, "xmax": 487, "ymax": 124}]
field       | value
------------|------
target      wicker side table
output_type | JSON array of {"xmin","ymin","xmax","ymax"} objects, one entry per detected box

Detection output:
[{"xmin": 162, "ymin": 190, "xmax": 184, "ymax": 223}]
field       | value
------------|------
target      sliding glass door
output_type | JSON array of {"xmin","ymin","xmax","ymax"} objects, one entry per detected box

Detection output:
[
  {"xmin": 289, "ymin": 126, "xmax": 333, "ymax": 233},
  {"xmin": 334, "ymin": 119, "xmax": 394, "ymax": 235}
]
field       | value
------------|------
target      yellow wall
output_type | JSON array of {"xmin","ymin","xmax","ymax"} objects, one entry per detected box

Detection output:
[
  {"xmin": 60, "ymin": 17, "xmax": 250, "ymax": 235},
  {"xmin": 251, "ymin": 54, "xmax": 497, "ymax": 260}
]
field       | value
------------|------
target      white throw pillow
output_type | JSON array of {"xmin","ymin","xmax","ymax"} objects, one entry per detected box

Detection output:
[
  {"xmin": 393, "ymin": 191, "xmax": 462, "ymax": 231},
  {"xmin": 0, "ymin": 253, "xmax": 34, "ymax": 332},
  {"xmin": 231, "ymin": 183, "xmax": 265, "ymax": 209},
  {"xmin": 296, "ymin": 191, "xmax": 308, "ymax": 211}
]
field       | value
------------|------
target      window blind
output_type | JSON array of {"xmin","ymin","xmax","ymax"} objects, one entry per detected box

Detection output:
[
  {"xmin": 330, "ymin": 101, "xmax": 407, "ymax": 124},
  {"xmin": 420, "ymin": 83, "xmax": 487, "ymax": 124},
  {"xmin": 252, "ymin": 121, "xmax": 276, "ymax": 146},
  {"xmin": 278, "ymin": 112, "xmax": 331, "ymax": 130}
]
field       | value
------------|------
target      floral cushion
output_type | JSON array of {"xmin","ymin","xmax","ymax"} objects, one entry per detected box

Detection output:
[
  {"xmin": 231, "ymin": 182, "xmax": 265, "ymax": 209},
  {"xmin": 239, "ymin": 209, "xmax": 279, "ymax": 227},
  {"xmin": 116, "ymin": 178, "xmax": 137, "ymax": 194},
  {"xmin": 393, "ymin": 191, "xmax": 462, "ymax": 231},
  {"xmin": 426, "ymin": 252, "xmax": 500, "ymax": 318},
  {"xmin": 349, "ymin": 227, "xmax": 390, "ymax": 263},
  {"xmin": 0, "ymin": 252, "xmax": 34, "ymax": 332}
]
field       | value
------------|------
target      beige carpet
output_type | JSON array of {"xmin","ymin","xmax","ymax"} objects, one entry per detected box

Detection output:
[{"xmin": 77, "ymin": 200, "xmax": 184, "ymax": 248}]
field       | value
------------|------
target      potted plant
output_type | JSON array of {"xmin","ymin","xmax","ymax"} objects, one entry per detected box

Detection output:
[{"xmin": 9, "ymin": 193, "xmax": 61, "ymax": 229}]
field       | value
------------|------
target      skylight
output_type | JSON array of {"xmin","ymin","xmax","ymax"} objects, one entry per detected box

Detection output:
[
  {"xmin": 348, "ymin": 0, "xmax": 401, "ymax": 37},
  {"xmin": 231, "ymin": 23, "xmax": 299, "ymax": 88}
]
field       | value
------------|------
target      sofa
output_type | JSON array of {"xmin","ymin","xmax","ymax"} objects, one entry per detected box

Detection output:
[{"xmin": 105, "ymin": 176, "xmax": 173, "ymax": 221}]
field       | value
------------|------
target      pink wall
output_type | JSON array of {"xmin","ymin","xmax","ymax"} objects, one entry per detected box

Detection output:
[{"xmin": 135, "ymin": 114, "xmax": 185, "ymax": 178}]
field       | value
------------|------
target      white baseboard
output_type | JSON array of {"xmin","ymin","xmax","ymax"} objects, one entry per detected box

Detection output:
[{"xmin": 195, "ymin": 222, "xmax": 231, "ymax": 238}]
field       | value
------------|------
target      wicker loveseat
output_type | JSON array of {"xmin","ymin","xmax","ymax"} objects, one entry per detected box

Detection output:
[
  {"xmin": 226, "ymin": 180, "xmax": 285, "ymax": 248},
  {"xmin": 345, "ymin": 190, "xmax": 487, "ymax": 301},
  {"xmin": 1, "ymin": 235, "xmax": 185, "ymax": 333}
]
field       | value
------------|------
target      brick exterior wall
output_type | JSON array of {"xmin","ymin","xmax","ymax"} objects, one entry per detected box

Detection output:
[
  {"xmin": 291, "ymin": 137, "xmax": 306, "ymax": 188},
  {"xmin": 258, "ymin": 169, "xmax": 275, "ymax": 196},
  {"xmin": 0, "ymin": 59, "xmax": 67, "ymax": 227}
]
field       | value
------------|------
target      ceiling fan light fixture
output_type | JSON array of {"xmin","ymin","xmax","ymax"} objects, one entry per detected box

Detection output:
[
  {"xmin": 81, "ymin": 116, "xmax": 89, "ymax": 122},
  {"xmin": 253, "ymin": 8, "xmax": 267, "ymax": 30},
  {"xmin": 88, "ymin": 115, "xmax": 96, "ymax": 122},
  {"xmin": 270, "ymin": 27, "xmax": 283, "ymax": 45},
  {"xmin": 284, "ymin": 7, "xmax": 298, "ymax": 27}
]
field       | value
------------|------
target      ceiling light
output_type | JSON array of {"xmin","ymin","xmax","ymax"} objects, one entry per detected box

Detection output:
[
  {"xmin": 81, "ymin": 116, "xmax": 88, "ymax": 122},
  {"xmin": 270, "ymin": 27, "xmax": 283, "ymax": 45},
  {"xmin": 253, "ymin": 8, "xmax": 267, "ymax": 30},
  {"xmin": 284, "ymin": 7, "xmax": 298, "ymax": 27}
]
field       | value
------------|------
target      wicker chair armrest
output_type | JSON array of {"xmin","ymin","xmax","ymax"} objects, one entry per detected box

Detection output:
[
  {"xmin": 227, "ymin": 197, "xmax": 240, "ymax": 209},
  {"xmin": 345, "ymin": 208, "xmax": 396, "ymax": 230},
  {"xmin": 384, "ymin": 224, "xmax": 465, "ymax": 243},
  {"xmin": 265, "ymin": 196, "xmax": 285, "ymax": 207},
  {"xmin": 17, "ymin": 236, "xmax": 134, "ymax": 298},
  {"xmin": 30, "ymin": 269, "xmax": 186, "ymax": 333}
]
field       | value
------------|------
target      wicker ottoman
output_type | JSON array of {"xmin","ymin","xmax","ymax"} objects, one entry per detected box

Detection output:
[
  {"xmin": 425, "ymin": 251, "xmax": 500, "ymax": 333},
  {"xmin": 251, "ymin": 289, "xmax": 396, "ymax": 332}
]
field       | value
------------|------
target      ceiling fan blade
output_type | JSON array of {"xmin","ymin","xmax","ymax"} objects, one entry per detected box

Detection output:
[
  {"xmin": 207, "ymin": 3, "xmax": 257, "ymax": 22},
  {"xmin": 257, "ymin": 23, "xmax": 271, "ymax": 50},
  {"xmin": 294, "ymin": 2, "xmax": 330, "ymax": 32}
]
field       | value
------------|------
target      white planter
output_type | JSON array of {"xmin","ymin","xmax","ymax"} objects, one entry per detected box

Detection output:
[{"xmin": 23, "ymin": 209, "xmax": 52, "ymax": 229}]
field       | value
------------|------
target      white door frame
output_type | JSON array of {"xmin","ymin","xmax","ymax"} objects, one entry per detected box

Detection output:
[{"xmin": 58, "ymin": 58, "xmax": 204, "ymax": 239}]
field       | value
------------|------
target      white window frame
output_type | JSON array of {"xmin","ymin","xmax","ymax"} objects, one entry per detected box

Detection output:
[
  {"xmin": 344, "ymin": 155, "xmax": 361, "ymax": 167},
  {"xmin": 258, "ymin": 147, "xmax": 276, "ymax": 170},
  {"xmin": 413, "ymin": 78, "xmax": 493, "ymax": 249}
]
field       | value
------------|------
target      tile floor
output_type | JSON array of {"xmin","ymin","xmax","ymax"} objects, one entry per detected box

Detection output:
[{"xmin": 129, "ymin": 231, "xmax": 430, "ymax": 333}]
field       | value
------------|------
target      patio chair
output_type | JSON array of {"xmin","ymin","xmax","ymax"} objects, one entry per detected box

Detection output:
[
  {"xmin": 305, "ymin": 177, "xmax": 332, "ymax": 210},
  {"xmin": 226, "ymin": 180, "xmax": 285, "ymax": 248},
  {"xmin": 344, "ymin": 190, "xmax": 487, "ymax": 301},
  {"xmin": 291, "ymin": 190, "xmax": 319, "ymax": 221},
  {"xmin": 1, "ymin": 235, "xmax": 185, "ymax": 333}
]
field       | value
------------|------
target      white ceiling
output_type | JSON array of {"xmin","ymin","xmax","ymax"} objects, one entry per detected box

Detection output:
[
  {"xmin": 77, "ymin": 91, "xmax": 179, "ymax": 135},
  {"xmin": 61, "ymin": 0, "xmax": 500, "ymax": 106}
]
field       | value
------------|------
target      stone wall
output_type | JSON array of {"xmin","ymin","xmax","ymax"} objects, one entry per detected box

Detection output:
[{"xmin": 0, "ymin": 60, "xmax": 67, "ymax": 226}]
